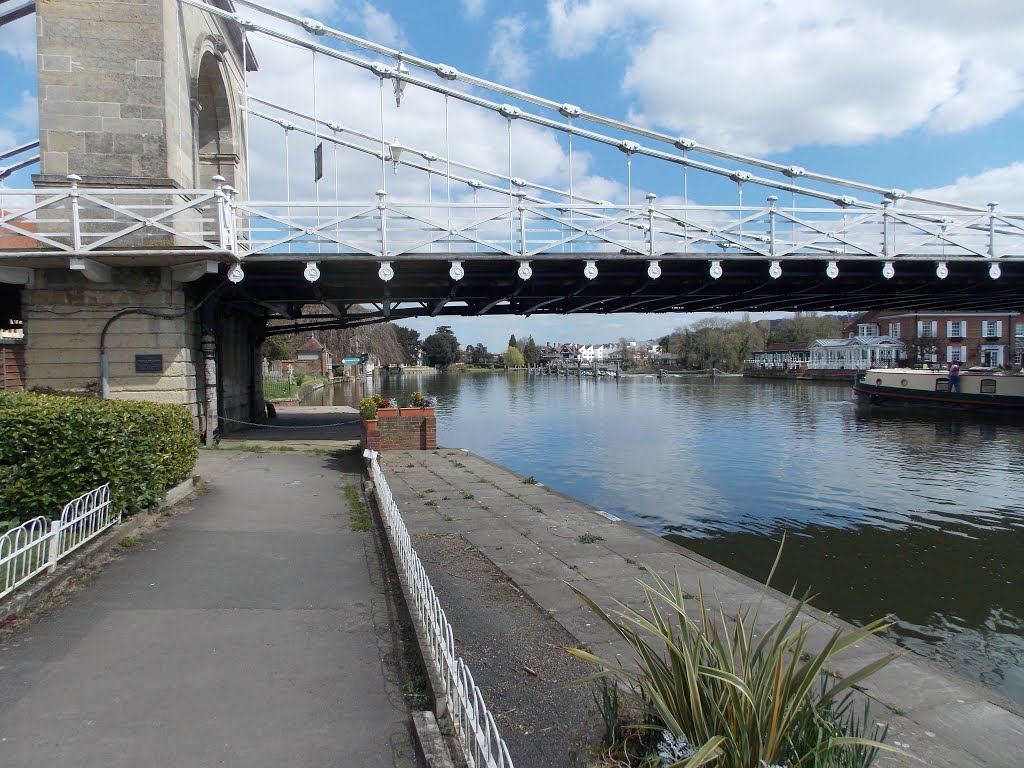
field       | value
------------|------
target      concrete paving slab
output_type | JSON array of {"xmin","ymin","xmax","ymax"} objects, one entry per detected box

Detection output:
[
  {"xmin": 408, "ymin": 531, "xmax": 598, "ymax": 767},
  {"xmin": 910, "ymin": 699, "xmax": 1024, "ymax": 766}
]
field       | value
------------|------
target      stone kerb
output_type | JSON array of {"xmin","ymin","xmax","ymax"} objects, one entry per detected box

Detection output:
[{"xmin": 361, "ymin": 407, "xmax": 436, "ymax": 451}]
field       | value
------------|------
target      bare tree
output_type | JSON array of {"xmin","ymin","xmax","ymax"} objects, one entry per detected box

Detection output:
[{"xmin": 269, "ymin": 308, "xmax": 405, "ymax": 365}]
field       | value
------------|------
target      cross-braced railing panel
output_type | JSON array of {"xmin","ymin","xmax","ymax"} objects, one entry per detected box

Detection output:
[
  {"xmin": 0, "ymin": 184, "xmax": 233, "ymax": 255},
  {"xmin": 230, "ymin": 200, "xmax": 1020, "ymax": 261},
  {"xmin": 3, "ymin": 185, "xmax": 1021, "ymax": 268}
]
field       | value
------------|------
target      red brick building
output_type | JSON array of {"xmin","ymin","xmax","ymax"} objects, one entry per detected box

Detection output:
[{"xmin": 844, "ymin": 311, "xmax": 1024, "ymax": 368}]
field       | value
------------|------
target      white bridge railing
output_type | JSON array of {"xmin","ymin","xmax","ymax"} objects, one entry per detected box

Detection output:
[
  {"xmin": 1, "ymin": 484, "xmax": 118, "ymax": 601},
  {"xmin": 367, "ymin": 453, "xmax": 514, "ymax": 768},
  {"xmin": 3, "ymin": 181, "xmax": 1023, "ymax": 266}
]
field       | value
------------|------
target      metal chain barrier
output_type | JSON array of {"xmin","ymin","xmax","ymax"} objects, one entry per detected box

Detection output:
[
  {"xmin": 218, "ymin": 416, "xmax": 361, "ymax": 429},
  {"xmin": 367, "ymin": 453, "xmax": 515, "ymax": 768}
]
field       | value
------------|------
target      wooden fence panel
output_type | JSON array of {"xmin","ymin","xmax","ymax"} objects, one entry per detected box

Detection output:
[{"xmin": 0, "ymin": 343, "xmax": 26, "ymax": 392}]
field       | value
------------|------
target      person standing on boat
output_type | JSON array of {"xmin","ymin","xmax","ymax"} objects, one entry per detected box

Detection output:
[{"xmin": 948, "ymin": 361, "xmax": 961, "ymax": 393}]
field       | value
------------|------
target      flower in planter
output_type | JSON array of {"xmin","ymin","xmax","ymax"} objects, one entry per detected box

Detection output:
[{"xmin": 358, "ymin": 397, "xmax": 378, "ymax": 420}]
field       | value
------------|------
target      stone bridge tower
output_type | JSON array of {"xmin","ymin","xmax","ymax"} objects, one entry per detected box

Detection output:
[
  {"xmin": 18, "ymin": 0, "xmax": 261, "ymax": 441},
  {"xmin": 35, "ymin": 0, "xmax": 251, "ymax": 194}
]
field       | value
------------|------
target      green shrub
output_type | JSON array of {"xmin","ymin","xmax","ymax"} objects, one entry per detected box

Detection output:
[
  {"xmin": 0, "ymin": 392, "xmax": 198, "ymax": 522},
  {"xmin": 565, "ymin": 544, "xmax": 899, "ymax": 768}
]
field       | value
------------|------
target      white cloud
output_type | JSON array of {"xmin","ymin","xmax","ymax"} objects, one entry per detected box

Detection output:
[
  {"xmin": 462, "ymin": 0, "xmax": 487, "ymax": 21},
  {"xmin": 355, "ymin": 2, "xmax": 409, "ymax": 49},
  {"xmin": 912, "ymin": 163, "xmax": 1024, "ymax": 211},
  {"xmin": 0, "ymin": 14, "xmax": 34, "ymax": 67},
  {"xmin": 546, "ymin": 0, "xmax": 1024, "ymax": 153},
  {"xmin": 488, "ymin": 16, "xmax": 531, "ymax": 87},
  {"xmin": 264, "ymin": 0, "xmax": 339, "ymax": 17},
  {"xmin": 6, "ymin": 91, "xmax": 37, "ymax": 131}
]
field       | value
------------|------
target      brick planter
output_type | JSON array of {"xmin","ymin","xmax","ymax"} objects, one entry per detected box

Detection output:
[
  {"xmin": 361, "ymin": 418, "xmax": 381, "ymax": 451},
  {"xmin": 361, "ymin": 407, "xmax": 436, "ymax": 451}
]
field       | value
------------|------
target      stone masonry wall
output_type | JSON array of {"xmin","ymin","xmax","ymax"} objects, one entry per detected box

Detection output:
[
  {"xmin": 22, "ymin": 267, "xmax": 201, "ymax": 419},
  {"xmin": 36, "ymin": 0, "xmax": 168, "ymax": 183},
  {"xmin": 35, "ymin": 0, "xmax": 249, "ymax": 195}
]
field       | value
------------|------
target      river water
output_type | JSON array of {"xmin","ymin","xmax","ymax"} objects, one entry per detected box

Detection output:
[{"xmin": 308, "ymin": 372, "xmax": 1024, "ymax": 704}]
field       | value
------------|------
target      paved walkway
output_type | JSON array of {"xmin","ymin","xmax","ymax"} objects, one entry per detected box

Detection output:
[
  {"xmin": 0, "ymin": 449, "xmax": 416, "ymax": 768},
  {"xmin": 383, "ymin": 449, "xmax": 1024, "ymax": 768},
  {"xmin": 220, "ymin": 404, "xmax": 361, "ymax": 452}
]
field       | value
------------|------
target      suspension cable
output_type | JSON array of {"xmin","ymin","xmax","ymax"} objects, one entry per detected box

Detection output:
[{"xmin": 187, "ymin": 0, "xmax": 979, "ymax": 211}]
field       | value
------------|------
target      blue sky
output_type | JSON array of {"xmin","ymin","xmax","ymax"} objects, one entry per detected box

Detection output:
[{"xmin": 3, "ymin": 0, "xmax": 1023, "ymax": 350}]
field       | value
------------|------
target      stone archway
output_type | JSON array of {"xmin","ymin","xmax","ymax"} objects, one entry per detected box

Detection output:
[{"xmin": 194, "ymin": 50, "xmax": 238, "ymax": 189}]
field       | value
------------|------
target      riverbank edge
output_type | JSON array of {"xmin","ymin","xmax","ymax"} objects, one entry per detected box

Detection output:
[
  {"xmin": 382, "ymin": 448, "xmax": 1024, "ymax": 768},
  {"xmin": 463, "ymin": 450, "xmax": 1024, "ymax": 716}
]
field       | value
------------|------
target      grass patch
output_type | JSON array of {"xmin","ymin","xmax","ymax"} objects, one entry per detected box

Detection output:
[
  {"xmin": 425, "ymin": 500, "xmax": 438, "ymax": 508},
  {"xmin": 344, "ymin": 484, "xmax": 373, "ymax": 532},
  {"xmin": 402, "ymin": 675, "xmax": 430, "ymax": 709},
  {"xmin": 578, "ymin": 533, "xmax": 604, "ymax": 544},
  {"xmin": 212, "ymin": 443, "xmax": 296, "ymax": 454},
  {"xmin": 523, "ymin": 476, "xmax": 538, "ymax": 484},
  {"xmin": 462, "ymin": 491, "xmax": 475, "ymax": 500},
  {"xmin": 119, "ymin": 536, "xmax": 140, "ymax": 548},
  {"xmin": 451, "ymin": 461, "xmax": 466, "ymax": 468}
]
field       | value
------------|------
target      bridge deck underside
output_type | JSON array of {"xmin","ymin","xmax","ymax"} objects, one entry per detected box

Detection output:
[{"xmin": 224, "ymin": 256, "xmax": 1023, "ymax": 327}]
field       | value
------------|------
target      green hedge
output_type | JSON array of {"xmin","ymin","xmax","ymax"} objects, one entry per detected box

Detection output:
[{"xmin": 0, "ymin": 392, "xmax": 198, "ymax": 522}]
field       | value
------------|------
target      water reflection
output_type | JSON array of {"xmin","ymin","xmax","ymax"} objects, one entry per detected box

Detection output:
[{"xmin": 306, "ymin": 373, "xmax": 1024, "ymax": 703}]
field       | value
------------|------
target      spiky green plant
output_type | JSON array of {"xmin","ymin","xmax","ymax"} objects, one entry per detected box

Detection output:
[{"xmin": 565, "ymin": 545, "xmax": 902, "ymax": 768}]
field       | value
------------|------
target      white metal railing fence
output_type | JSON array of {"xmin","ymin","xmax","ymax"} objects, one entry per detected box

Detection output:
[
  {"xmin": 0, "ymin": 484, "xmax": 118, "ymax": 601},
  {"xmin": 5, "ymin": 184, "xmax": 1024, "ymax": 264},
  {"xmin": 745, "ymin": 360, "xmax": 897, "ymax": 371},
  {"xmin": 367, "ymin": 453, "xmax": 514, "ymax": 768}
]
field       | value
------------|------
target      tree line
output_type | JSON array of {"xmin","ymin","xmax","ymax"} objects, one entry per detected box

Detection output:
[
  {"xmin": 263, "ymin": 311, "xmax": 843, "ymax": 373},
  {"xmin": 657, "ymin": 314, "xmax": 841, "ymax": 372}
]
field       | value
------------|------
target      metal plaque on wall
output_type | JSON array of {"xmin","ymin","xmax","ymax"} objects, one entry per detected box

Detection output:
[{"xmin": 135, "ymin": 354, "xmax": 164, "ymax": 373}]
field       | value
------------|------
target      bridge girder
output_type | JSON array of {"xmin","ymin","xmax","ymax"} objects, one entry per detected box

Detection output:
[{"xmin": 204, "ymin": 255, "xmax": 1023, "ymax": 333}]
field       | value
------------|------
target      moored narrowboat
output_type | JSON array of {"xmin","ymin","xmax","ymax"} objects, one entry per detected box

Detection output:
[{"xmin": 854, "ymin": 367, "xmax": 1024, "ymax": 410}]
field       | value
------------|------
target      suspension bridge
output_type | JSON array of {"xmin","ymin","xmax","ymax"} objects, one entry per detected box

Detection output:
[{"xmin": 2, "ymin": 0, "xmax": 1023, "ymax": 338}]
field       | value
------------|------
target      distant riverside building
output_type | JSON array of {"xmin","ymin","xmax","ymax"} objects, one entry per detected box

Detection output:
[
  {"xmin": 748, "ymin": 308, "xmax": 1024, "ymax": 371},
  {"xmin": 808, "ymin": 336, "xmax": 904, "ymax": 369},
  {"xmin": 844, "ymin": 311, "xmax": 1024, "ymax": 367},
  {"xmin": 749, "ymin": 336, "xmax": 904, "ymax": 370},
  {"xmin": 751, "ymin": 341, "xmax": 813, "ymax": 368},
  {"xmin": 295, "ymin": 335, "xmax": 332, "ymax": 376}
]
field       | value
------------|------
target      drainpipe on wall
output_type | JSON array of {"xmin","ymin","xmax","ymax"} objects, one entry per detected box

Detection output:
[
  {"xmin": 100, "ymin": 307, "xmax": 184, "ymax": 400},
  {"xmin": 200, "ymin": 298, "xmax": 219, "ymax": 447},
  {"xmin": 201, "ymin": 332, "xmax": 218, "ymax": 447}
]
